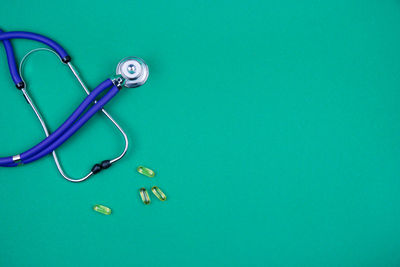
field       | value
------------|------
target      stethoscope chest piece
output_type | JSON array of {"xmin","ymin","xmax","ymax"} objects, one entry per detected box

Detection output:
[{"xmin": 116, "ymin": 57, "xmax": 149, "ymax": 88}]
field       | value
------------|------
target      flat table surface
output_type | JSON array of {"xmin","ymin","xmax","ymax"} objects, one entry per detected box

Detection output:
[{"xmin": 1, "ymin": 1, "xmax": 400, "ymax": 266}]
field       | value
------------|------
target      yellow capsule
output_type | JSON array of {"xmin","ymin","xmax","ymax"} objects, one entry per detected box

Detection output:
[
  {"xmin": 137, "ymin": 166, "xmax": 155, "ymax": 177},
  {"xmin": 93, "ymin": 204, "xmax": 112, "ymax": 215},
  {"xmin": 139, "ymin": 188, "xmax": 151, "ymax": 204},
  {"xmin": 151, "ymin": 186, "xmax": 167, "ymax": 201}
]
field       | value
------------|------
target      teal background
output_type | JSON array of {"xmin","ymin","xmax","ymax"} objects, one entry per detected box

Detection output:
[{"xmin": 1, "ymin": 1, "xmax": 400, "ymax": 266}]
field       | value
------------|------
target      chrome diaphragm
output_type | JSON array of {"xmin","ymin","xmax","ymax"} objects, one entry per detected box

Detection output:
[{"xmin": 116, "ymin": 57, "xmax": 149, "ymax": 88}]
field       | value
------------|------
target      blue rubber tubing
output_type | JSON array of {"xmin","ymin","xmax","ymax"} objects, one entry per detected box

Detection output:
[
  {"xmin": 0, "ymin": 79, "xmax": 113, "ymax": 166},
  {"xmin": 0, "ymin": 158, "xmax": 16, "ymax": 167},
  {"xmin": 20, "ymin": 79, "xmax": 114, "ymax": 161},
  {"xmin": 0, "ymin": 31, "xmax": 69, "ymax": 61},
  {"xmin": 0, "ymin": 29, "xmax": 23, "ymax": 85},
  {"xmin": 22, "ymin": 85, "xmax": 120, "ymax": 164}
]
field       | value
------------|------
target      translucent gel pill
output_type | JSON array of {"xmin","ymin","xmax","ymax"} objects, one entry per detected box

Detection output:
[
  {"xmin": 139, "ymin": 188, "xmax": 151, "ymax": 205},
  {"xmin": 93, "ymin": 204, "xmax": 112, "ymax": 215},
  {"xmin": 151, "ymin": 186, "xmax": 167, "ymax": 201},
  {"xmin": 137, "ymin": 166, "xmax": 155, "ymax": 177}
]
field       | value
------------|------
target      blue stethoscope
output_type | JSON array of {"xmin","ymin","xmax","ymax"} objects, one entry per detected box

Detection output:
[{"xmin": 0, "ymin": 29, "xmax": 149, "ymax": 182}]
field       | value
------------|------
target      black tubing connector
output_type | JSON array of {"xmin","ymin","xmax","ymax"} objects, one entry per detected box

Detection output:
[
  {"xmin": 61, "ymin": 55, "xmax": 71, "ymax": 64},
  {"xmin": 101, "ymin": 160, "xmax": 112, "ymax": 169},
  {"xmin": 16, "ymin": 82, "xmax": 25, "ymax": 90},
  {"xmin": 91, "ymin": 164, "xmax": 102, "ymax": 174},
  {"xmin": 91, "ymin": 160, "xmax": 112, "ymax": 175}
]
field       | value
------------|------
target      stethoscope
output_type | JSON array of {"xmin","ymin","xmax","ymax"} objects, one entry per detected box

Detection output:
[{"xmin": 0, "ymin": 29, "xmax": 149, "ymax": 182}]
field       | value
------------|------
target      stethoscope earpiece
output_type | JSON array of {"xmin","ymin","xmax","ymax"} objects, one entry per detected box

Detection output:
[{"xmin": 116, "ymin": 57, "xmax": 149, "ymax": 88}]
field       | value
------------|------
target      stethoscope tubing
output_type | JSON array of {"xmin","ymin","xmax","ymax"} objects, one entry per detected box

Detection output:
[
  {"xmin": 0, "ymin": 29, "xmax": 23, "ymax": 85},
  {"xmin": 23, "ymin": 85, "xmax": 120, "ymax": 164},
  {"xmin": 0, "ymin": 80, "xmax": 119, "ymax": 166},
  {"xmin": 21, "ymin": 79, "xmax": 113, "ymax": 160},
  {"xmin": 0, "ymin": 30, "xmax": 70, "ymax": 88},
  {"xmin": 0, "ymin": 79, "xmax": 109, "ymax": 165},
  {"xmin": 0, "ymin": 31, "xmax": 69, "ymax": 61}
]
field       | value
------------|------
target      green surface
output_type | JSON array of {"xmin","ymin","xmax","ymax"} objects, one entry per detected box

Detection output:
[{"xmin": 1, "ymin": 1, "xmax": 400, "ymax": 266}]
